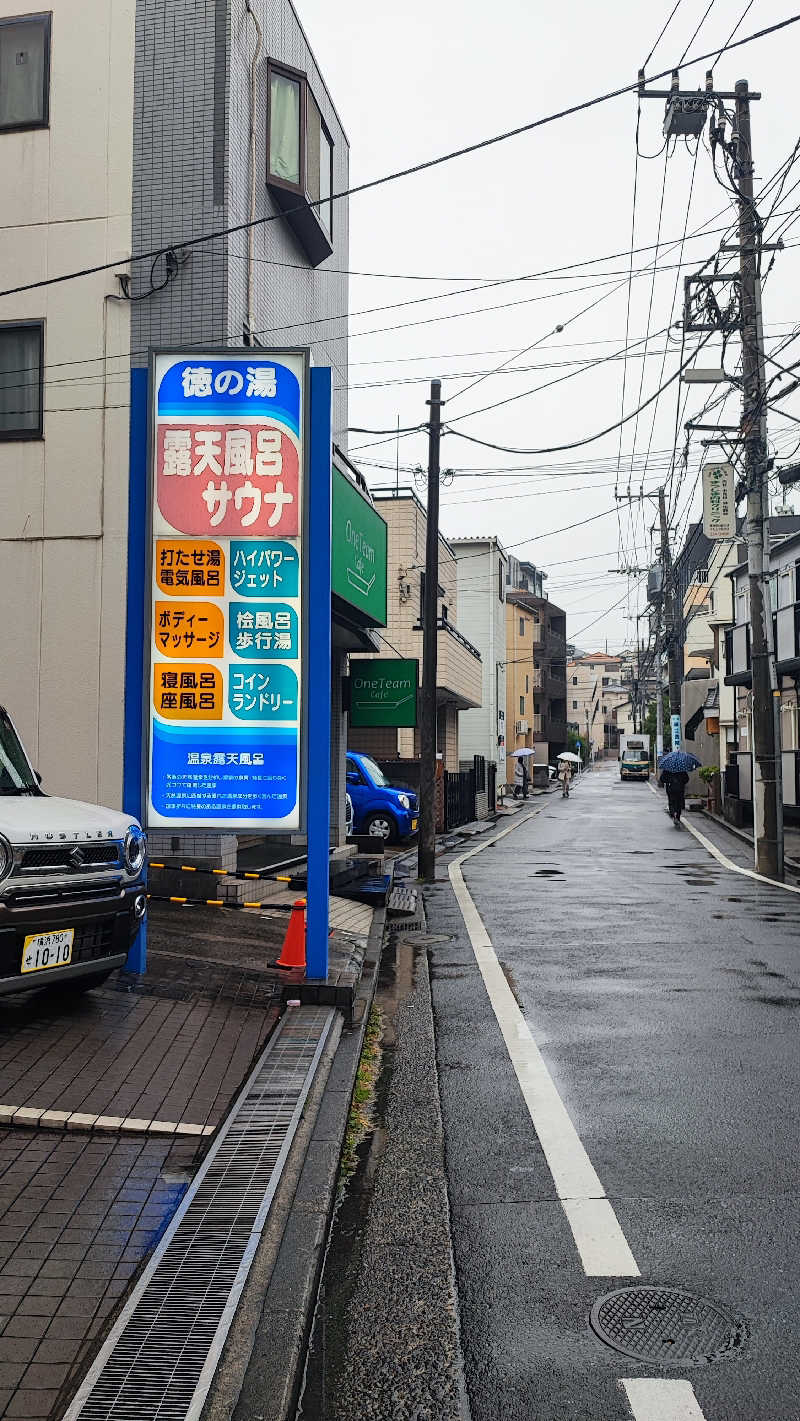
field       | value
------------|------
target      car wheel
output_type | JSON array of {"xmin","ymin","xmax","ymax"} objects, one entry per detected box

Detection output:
[{"xmin": 363, "ymin": 812, "xmax": 397, "ymax": 844}]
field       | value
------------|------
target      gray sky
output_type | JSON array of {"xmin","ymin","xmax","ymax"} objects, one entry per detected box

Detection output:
[{"xmin": 297, "ymin": 0, "xmax": 800, "ymax": 651}]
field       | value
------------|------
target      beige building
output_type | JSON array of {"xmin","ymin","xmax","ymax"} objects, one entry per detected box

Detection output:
[
  {"xmin": 349, "ymin": 489, "xmax": 482, "ymax": 770},
  {"xmin": 567, "ymin": 652, "xmax": 627, "ymax": 757},
  {"xmin": 505, "ymin": 598, "xmax": 537, "ymax": 760},
  {"xmin": 0, "ymin": 2, "xmax": 136, "ymax": 804}
]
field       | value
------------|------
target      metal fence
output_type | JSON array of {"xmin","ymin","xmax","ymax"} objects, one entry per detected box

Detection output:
[{"xmin": 444, "ymin": 768, "xmax": 476, "ymax": 831}]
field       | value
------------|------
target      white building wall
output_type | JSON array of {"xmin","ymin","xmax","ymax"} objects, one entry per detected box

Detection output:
[
  {"xmin": 0, "ymin": 0, "xmax": 136, "ymax": 805},
  {"xmin": 454, "ymin": 541, "xmax": 507, "ymax": 767}
]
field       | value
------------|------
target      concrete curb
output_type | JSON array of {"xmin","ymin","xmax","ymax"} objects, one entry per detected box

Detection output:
[
  {"xmin": 697, "ymin": 806, "xmax": 800, "ymax": 875},
  {"xmin": 202, "ymin": 895, "xmax": 388, "ymax": 1421}
]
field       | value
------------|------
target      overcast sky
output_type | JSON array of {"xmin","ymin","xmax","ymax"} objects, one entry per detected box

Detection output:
[{"xmin": 297, "ymin": 0, "xmax": 800, "ymax": 651}]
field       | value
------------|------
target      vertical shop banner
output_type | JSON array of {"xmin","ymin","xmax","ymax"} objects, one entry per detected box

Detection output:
[
  {"xmin": 147, "ymin": 351, "xmax": 308, "ymax": 830},
  {"xmin": 702, "ymin": 461, "xmax": 735, "ymax": 539}
]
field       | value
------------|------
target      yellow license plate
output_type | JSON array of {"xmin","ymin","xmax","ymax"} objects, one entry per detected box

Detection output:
[
  {"xmin": 411, "ymin": 818, "xmax": 418, "ymax": 831},
  {"xmin": 21, "ymin": 929, "xmax": 74, "ymax": 974}
]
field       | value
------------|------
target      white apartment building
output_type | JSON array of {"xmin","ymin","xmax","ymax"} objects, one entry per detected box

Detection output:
[
  {"xmin": 452, "ymin": 538, "xmax": 508, "ymax": 771},
  {"xmin": 0, "ymin": 0, "xmax": 350, "ymax": 822}
]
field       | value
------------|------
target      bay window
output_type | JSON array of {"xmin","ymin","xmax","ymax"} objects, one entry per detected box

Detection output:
[{"xmin": 267, "ymin": 60, "xmax": 334, "ymax": 264}]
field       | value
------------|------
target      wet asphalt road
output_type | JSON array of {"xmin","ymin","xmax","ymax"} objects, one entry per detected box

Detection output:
[{"xmin": 425, "ymin": 763, "xmax": 800, "ymax": 1421}]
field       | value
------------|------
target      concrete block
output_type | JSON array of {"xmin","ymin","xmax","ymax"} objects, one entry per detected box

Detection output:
[
  {"xmin": 12, "ymin": 1107, "xmax": 44, "ymax": 1126},
  {"xmin": 39, "ymin": 1111, "xmax": 71, "ymax": 1130},
  {"xmin": 66, "ymin": 1113, "xmax": 99, "ymax": 1131}
]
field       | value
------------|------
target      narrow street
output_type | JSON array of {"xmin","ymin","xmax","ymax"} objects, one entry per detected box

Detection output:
[{"xmin": 424, "ymin": 763, "xmax": 800, "ymax": 1421}]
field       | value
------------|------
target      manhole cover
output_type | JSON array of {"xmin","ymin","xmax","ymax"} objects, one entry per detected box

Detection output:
[{"xmin": 590, "ymin": 1287, "xmax": 747, "ymax": 1366}]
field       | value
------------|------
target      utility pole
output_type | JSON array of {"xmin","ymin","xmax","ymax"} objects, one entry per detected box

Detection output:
[
  {"xmin": 655, "ymin": 618, "xmax": 665, "ymax": 758},
  {"xmin": 658, "ymin": 487, "xmax": 682, "ymax": 742},
  {"xmin": 418, "ymin": 379, "xmax": 443, "ymax": 883},
  {"xmin": 735, "ymin": 80, "xmax": 783, "ymax": 879}
]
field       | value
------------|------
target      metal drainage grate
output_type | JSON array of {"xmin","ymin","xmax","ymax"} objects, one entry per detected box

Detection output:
[
  {"xmin": 64, "ymin": 1006, "xmax": 335, "ymax": 1421},
  {"xmin": 590, "ymin": 1286, "xmax": 747, "ymax": 1366}
]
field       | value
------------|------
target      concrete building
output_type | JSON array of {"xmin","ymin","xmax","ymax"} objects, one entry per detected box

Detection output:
[
  {"xmin": 567, "ymin": 652, "xmax": 627, "ymax": 757},
  {"xmin": 504, "ymin": 595, "xmax": 537, "ymax": 785},
  {"xmin": 505, "ymin": 557, "xmax": 568, "ymax": 765},
  {"xmin": 723, "ymin": 526, "xmax": 800, "ymax": 822},
  {"xmin": 349, "ymin": 489, "xmax": 482, "ymax": 771},
  {"xmin": 0, "ymin": 0, "xmax": 351, "ymax": 828},
  {"xmin": 453, "ymin": 537, "xmax": 508, "ymax": 772}
]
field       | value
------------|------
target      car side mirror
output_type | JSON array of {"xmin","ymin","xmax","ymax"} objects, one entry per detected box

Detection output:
[{"xmin": 346, "ymin": 770, "xmax": 359, "ymax": 785}]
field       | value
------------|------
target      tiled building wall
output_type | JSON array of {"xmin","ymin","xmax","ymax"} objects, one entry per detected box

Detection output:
[
  {"xmin": 131, "ymin": 0, "xmax": 349, "ymax": 439},
  {"xmin": 131, "ymin": 0, "xmax": 350, "ymax": 848}
]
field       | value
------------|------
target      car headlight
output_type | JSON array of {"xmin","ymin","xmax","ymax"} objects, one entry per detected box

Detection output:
[
  {"xmin": 124, "ymin": 825, "xmax": 147, "ymax": 875},
  {"xmin": 0, "ymin": 835, "xmax": 11, "ymax": 884},
  {"xmin": 397, "ymin": 794, "xmax": 410, "ymax": 810}
]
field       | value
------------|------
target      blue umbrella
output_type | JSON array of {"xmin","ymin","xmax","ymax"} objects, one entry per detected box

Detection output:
[{"xmin": 657, "ymin": 750, "xmax": 701, "ymax": 772}]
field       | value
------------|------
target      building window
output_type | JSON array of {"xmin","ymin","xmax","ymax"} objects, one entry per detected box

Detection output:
[
  {"xmin": 572, "ymin": 675, "xmax": 578, "ymax": 685},
  {"xmin": 602, "ymin": 676, "xmax": 609, "ymax": 686},
  {"xmin": 525, "ymin": 675, "xmax": 529, "ymax": 693},
  {"xmin": 519, "ymin": 696, "xmax": 525, "ymax": 716},
  {"xmin": 519, "ymin": 617, "xmax": 525, "ymax": 637},
  {"xmin": 572, "ymin": 699, "xmax": 578, "ymax": 709},
  {"xmin": 0, "ymin": 14, "xmax": 50, "ymax": 131},
  {"xmin": 498, "ymin": 563, "xmax": 505, "ymax": 602},
  {"xmin": 0, "ymin": 321, "xmax": 43, "ymax": 439},
  {"xmin": 267, "ymin": 60, "xmax": 333, "ymax": 265}
]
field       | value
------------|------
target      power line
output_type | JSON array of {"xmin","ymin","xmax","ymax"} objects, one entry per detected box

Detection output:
[
  {"xmin": 0, "ymin": 13, "xmax": 797, "ymax": 304},
  {"xmin": 443, "ymin": 331, "xmax": 713, "ymax": 456}
]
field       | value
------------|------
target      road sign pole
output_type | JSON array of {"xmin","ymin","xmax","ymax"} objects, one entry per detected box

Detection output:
[{"xmin": 306, "ymin": 367, "xmax": 332, "ymax": 979}]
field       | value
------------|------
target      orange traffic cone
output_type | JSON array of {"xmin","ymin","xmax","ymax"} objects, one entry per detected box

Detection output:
[{"xmin": 275, "ymin": 899, "xmax": 307, "ymax": 971}]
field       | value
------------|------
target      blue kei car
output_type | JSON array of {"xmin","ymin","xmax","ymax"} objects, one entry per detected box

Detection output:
[{"xmin": 346, "ymin": 751, "xmax": 418, "ymax": 843}]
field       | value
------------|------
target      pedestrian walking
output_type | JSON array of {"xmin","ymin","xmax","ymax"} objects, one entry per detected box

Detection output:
[
  {"xmin": 513, "ymin": 757, "xmax": 529, "ymax": 799},
  {"xmin": 659, "ymin": 768, "xmax": 689, "ymax": 823},
  {"xmin": 558, "ymin": 760, "xmax": 571, "ymax": 798}
]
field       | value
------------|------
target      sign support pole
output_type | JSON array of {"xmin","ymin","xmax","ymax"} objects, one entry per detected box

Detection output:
[
  {"xmin": 306, "ymin": 367, "xmax": 332, "ymax": 979},
  {"xmin": 124, "ymin": 368, "xmax": 149, "ymax": 975}
]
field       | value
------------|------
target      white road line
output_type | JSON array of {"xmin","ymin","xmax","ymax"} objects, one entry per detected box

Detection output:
[
  {"xmin": 621, "ymin": 1378, "xmax": 708, "ymax": 1420},
  {"xmin": 448, "ymin": 805, "xmax": 640, "ymax": 1278},
  {"xmin": 646, "ymin": 783, "xmax": 800, "ymax": 896}
]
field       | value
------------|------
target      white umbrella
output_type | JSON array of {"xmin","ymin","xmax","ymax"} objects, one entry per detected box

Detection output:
[
  {"xmin": 557, "ymin": 751, "xmax": 582, "ymax": 763},
  {"xmin": 509, "ymin": 748, "xmax": 535, "ymax": 757}
]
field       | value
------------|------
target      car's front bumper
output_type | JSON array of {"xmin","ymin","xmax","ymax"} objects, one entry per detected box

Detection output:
[{"xmin": 0, "ymin": 880, "xmax": 146, "ymax": 994}]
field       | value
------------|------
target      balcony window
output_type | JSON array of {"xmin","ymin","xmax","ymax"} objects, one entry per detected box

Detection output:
[
  {"xmin": 267, "ymin": 60, "xmax": 334, "ymax": 266},
  {"xmin": 0, "ymin": 321, "xmax": 43, "ymax": 439},
  {"xmin": 0, "ymin": 14, "xmax": 50, "ymax": 131}
]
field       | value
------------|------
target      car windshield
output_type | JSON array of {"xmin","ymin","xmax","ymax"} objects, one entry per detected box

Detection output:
[
  {"xmin": 360, "ymin": 754, "xmax": 391, "ymax": 788},
  {"xmin": 0, "ymin": 712, "xmax": 39, "ymax": 795},
  {"xmin": 623, "ymin": 750, "xmax": 644, "ymax": 762}
]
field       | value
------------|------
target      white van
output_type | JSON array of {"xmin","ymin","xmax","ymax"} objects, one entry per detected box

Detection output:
[{"xmin": 0, "ymin": 706, "xmax": 147, "ymax": 996}]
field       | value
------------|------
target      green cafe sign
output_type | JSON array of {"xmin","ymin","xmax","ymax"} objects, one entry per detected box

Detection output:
[
  {"xmin": 350, "ymin": 659, "xmax": 418, "ymax": 728},
  {"xmin": 331, "ymin": 465, "xmax": 387, "ymax": 626}
]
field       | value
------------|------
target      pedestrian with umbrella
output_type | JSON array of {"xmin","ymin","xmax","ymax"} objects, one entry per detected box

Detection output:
[
  {"xmin": 510, "ymin": 748, "xmax": 534, "ymax": 799},
  {"xmin": 557, "ymin": 751, "xmax": 581, "ymax": 799},
  {"xmin": 657, "ymin": 750, "xmax": 701, "ymax": 824}
]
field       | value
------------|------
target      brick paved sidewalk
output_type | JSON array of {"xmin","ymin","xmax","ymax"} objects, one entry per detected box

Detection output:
[
  {"xmin": 0, "ymin": 904, "xmax": 289, "ymax": 1420},
  {"xmin": 0, "ymin": 895, "xmax": 373, "ymax": 1419}
]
